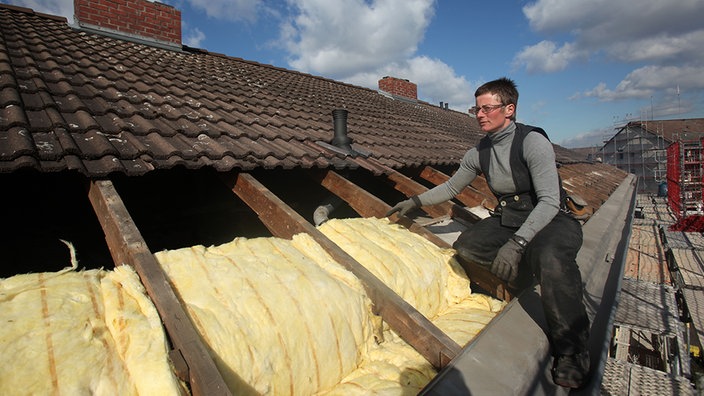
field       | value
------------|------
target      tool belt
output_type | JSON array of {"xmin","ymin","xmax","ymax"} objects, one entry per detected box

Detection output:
[
  {"xmin": 492, "ymin": 192, "xmax": 592, "ymax": 225},
  {"xmin": 492, "ymin": 192, "xmax": 534, "ymax": 228}
]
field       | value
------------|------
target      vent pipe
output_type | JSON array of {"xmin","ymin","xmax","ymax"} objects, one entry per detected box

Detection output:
[{"xmin": 331, "ymin": 109, "xmax": 353, "ymax": 153}]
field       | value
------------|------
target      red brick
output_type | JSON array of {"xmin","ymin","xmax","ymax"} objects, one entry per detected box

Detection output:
[
  {"xmin": 74, "ymin": 0, "xmax": 181, "ymax": 45},
  {"xmin": 378, "ymin": 76, "xmax": 417, "ymax": 100}
]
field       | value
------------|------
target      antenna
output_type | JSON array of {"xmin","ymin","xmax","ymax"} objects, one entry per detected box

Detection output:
[{"xmin": 651, "ymin": 96, "xmax": 654, "ymax": 120}]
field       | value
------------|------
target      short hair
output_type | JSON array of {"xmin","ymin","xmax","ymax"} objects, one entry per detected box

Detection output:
[{"xmin": 474, "ymin": 77, "xmax": 518, "ymax": 120}]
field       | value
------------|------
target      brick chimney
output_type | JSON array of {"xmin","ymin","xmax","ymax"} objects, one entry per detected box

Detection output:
[
  {"xmin": 74, "ymin": 0, "xmax": 181, "ymax": 48},
  {"xmin": 378, "ymin": 76, "xmax": 417, "ymax": 100}
]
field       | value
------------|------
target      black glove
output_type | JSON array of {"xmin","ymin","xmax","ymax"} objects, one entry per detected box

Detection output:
[
  {"xmin": 385, "ymin": 196, "xmax": 421, "ymax": 217},
  {"xmin": 490, "ymin": 237, "xmax": 526, "ymax": 282}
]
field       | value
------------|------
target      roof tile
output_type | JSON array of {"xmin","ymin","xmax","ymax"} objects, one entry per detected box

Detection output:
[
  {"xmin": 0, "ymin": 127, "xmax": 33, "ymax": 159},
  {"xmin": 1, "ymin": 86, "xmax": 21, "ymax": 108},
  {"xmin": 0, "ymin": 4, "xmax": 605, "ymax": 180},
  {"xmin": 1, "ymin": 103, "xmax": 27, "ymax": 128},
  {"xmin": 53, "ymin": 127, "xmax": 82, "ymax": 156}
]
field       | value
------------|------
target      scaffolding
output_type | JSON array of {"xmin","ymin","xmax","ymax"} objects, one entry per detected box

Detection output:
[
  {"xmin": 667, "ymin": 139, "xmax": 704, "ymax": 231},
  {"xmin": 600, "ymin": 121, "xmax": 668, "ymax": 193}
]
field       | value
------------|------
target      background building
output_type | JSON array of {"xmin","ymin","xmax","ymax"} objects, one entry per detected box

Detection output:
[{"xmin": 600, "ymin": 119, "xmax": 704, "ymax": 193}]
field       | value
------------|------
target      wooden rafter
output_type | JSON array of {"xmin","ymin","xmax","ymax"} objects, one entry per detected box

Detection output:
[
  {"xmin": 384, "ymin": 170, "xmax": 453, "ymax": 218},
  {"xmin": 222, "ymin": 171, "xmax": 462, "ymax": 369},
  {"xmin": 419, "ymin": 166, "xmax": 497, "ymax": 209},
  {"xmin": 87, "ymin": 179, "xmax": 231, "ymax": 396},
  {"xmin": 311, "ymin": 169, "xmax": 447, "ymax": 245}
]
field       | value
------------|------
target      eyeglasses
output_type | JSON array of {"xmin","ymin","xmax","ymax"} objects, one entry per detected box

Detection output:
[{"xmin": 468, "ymin": 104, "xmax": 505, "ymax": 115}]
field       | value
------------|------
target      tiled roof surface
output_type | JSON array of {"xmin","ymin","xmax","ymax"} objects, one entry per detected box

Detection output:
[{"xmin": 0, "ymin": 5, "xmax": 586, "ymax": 177}]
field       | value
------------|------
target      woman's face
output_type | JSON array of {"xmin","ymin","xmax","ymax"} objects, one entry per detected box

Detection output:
[{"xmin": 475, "ymin": 92, "xmax": 515, "ymax": 134}]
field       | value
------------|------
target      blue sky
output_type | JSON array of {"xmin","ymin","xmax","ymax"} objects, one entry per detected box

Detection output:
[{"xmin": 4, "ymin": 0, "xmax": 704, "ymax": 148}]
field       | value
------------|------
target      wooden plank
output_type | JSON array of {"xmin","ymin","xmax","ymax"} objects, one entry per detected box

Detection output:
[
  {"xmin": 313, "ymin": 170, "xmax": 446, "ymax": 246},
  {"xmin": 313, "ymin": 169, "xmax": 389, "ymax": 220},
  {"xmin": 87, "ymin": 180, "xmax": 231, "ymax": 396},
  {"xmin": 314, "ymin": 169, "xmax": 513, "ymax": 302},
  {"xmin": 419, "ymin": 166, "xmax": 497, "ymax": 209},
  {"xmin": 454, "ymin": 256, "xmax": 513, "ymax": 302},
  {"xmin": 223, "ymin": 171, "xmax": 462, "ymax": 369},
  {"xmin": 614, "ymin": 327, "xmax": 631, "ymax": 361},
  {"xmin": 385, "ymin": 170, "xmax": 452, "ymax": 218}
]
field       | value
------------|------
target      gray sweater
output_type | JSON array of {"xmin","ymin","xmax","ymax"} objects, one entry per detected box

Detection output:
[{"xmin": 415, "ymin": 122, "xmax": 561, "ymax": 242}]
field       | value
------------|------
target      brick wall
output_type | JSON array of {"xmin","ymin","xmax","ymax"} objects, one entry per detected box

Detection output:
[
  {"xmin": 74, "ymin": 0, "xmax": 181, "ymax": 46},
  {"xmin": 378, "ymin": 76, "xmax": 417, "ymax": 100}
]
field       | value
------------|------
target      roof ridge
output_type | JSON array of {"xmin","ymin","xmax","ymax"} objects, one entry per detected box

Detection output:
[
  {"xmin": 0, "ymin": 3, "xmax": 67, "ymax": 23},
  {"xmin": 181, "ymin": 44, "xmax": 380, "ymax": 98}
]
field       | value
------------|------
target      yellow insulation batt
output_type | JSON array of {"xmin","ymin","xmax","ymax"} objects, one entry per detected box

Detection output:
[
  {"xmin": 0, "ymin": 218, "xmax": 502, "ymax": 395},
  {"xmin": 0, "ymin": 265, "xmax": 184, "ymax": 396},
  {"xmin": 156, "ymin": 217, "xmax": 504, "ymax": 395},
  {"xmin": 156, "ymin": 230, "xmax": 377, "ymax": 395}
]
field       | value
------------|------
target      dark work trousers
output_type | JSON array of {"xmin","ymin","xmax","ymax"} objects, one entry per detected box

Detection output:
[{"xmin": 453, "ymin": 212, "xmax": 589, "ymax": 356}]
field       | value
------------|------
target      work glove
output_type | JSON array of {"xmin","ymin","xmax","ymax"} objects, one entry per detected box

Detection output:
[
  {"xmin": 490, "ymin": 237, "xmax": 525, "ymax": 283},
  {"xmin": 385, "ymin": 196, "xmax": 421, "ymax": 217}
]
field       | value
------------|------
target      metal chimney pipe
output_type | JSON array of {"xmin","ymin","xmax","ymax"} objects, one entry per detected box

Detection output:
[{"xmin": 331, "ymin": 109, "xmax": 353, "ymax": 153}]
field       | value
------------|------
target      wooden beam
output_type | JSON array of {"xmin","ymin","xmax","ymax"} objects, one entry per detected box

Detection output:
[
  {"xmin": 314, "ymin": 170, "xmax": 513, "ymax": 302},
  {"xmin": 419, "ymin": 166, "xmax": 497, "ymax": 209},
  {"xmin": 87, "ymin": 180, "xmax": 231, "ymax": 396},
  {"xmin": 314, "ymin": 169, "xmax": 389, "ymax": 219},
  {"xmin": 313, "ymin": 170, "xmax": 448, "ymax": 246},
  {"xmin": 454, "ymin": 256, "xmax": 513, "ymax": 302},
  {"xmin": 223, "ymin": 172, "xmax": 461, "ymax": 369},
  {"xmin": 385, "ymin": 170, "xmax": 452, "ymax": 218}
]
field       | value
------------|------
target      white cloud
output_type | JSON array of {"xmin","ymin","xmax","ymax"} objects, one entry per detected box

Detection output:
[
  {"xmin": 518, "ymin": 0, "xmax": 704, "ymax": 114},
  {"xmin": 183, "ymin": 27, "xmax": 206, "ymax": 48},
  {"xmin": 606, "ymin": 30, "xmax": 704, "ymax": 63},
  {"xmin": 8, "ymin": 0, "xmax": 73, "ymax": 20},
  {"xmin": 280, "ymin": 0, "xmax": 435, "ymax": 77},
  {"xmin": 182, "ymin": 0, "xmax": 261, "ymax": 23},
  {"xmin": 558, "ymin": 127, "xmax": 613, "ymax": 149},
  {"xmin": 513, "ymin": 40, "xmax": 583, "ymax": 73},
  {"xmin": 344, "ymin": 56, "xmax": 474, "ymax": 111},
  {"xmin": 275, "ymin": 0, "xmax": 474, "ymax": 111},
  {"xmin": 578, "ymin": 65, "xmax": 704, "ymax": 101},
  {"xmin": 580, "ymin": 82, "xmax": 651, "ymax": 102},
  {"xmin": 523, "ymin": 0, "xmax": 703, "ymax": 44},
  {"xmin": 517, "ymin": 0, "xmax": 704, "ymax": 70}
]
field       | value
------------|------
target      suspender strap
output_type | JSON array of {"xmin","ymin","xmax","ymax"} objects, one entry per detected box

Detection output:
[{"xmin": 478, "ymin": 123, "xmax": 566, "ymax": 207}]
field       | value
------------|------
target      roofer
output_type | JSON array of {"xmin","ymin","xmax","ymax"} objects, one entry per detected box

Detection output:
[{"xmin": 386, "ymin": 77, "xmax": 590, "ymax": 389}]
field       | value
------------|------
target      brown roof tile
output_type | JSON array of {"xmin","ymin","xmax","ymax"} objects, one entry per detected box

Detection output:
[{"xmin": 0, "ymin": 4, "xmax": 607, "ymax": 179}]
